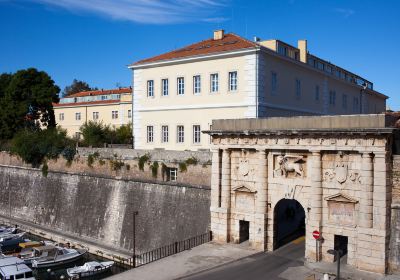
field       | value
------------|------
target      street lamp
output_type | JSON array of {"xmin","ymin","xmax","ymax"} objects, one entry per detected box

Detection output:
[
  {"xmin": 132, "ymin": 211, "xmax": 138, "ymax": 267},
  {"xmin": 359, "ymin": 82, "xmax": 367, "ymax": 114},
  {"xmin": 327, "ymin": 249, "xmax": 342, "ymax": 280}
]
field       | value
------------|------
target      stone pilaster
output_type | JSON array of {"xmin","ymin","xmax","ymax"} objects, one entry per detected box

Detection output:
[
  {"xmin": 254, "ymin": 149, "xmax": 268, "ymax": 250},
  {"xmin": 306, "ymin": 150, "xmax": 322, "ymax": 262},
  {"xmin": 359, "ymin": 152, "xmax": 373, "ymax": 228},
  {"xmin": 210, "ymin": 149, "xmax": 220, "ymax": 209}
]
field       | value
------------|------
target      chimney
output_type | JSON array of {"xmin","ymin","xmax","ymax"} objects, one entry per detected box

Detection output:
[
  {"xmin": 298, "ymin": 39, "xmax": 307, "ymax": 63},
  {"xmin": 213, "ymin": 29, "xmax": 224, "ymax": 40}
]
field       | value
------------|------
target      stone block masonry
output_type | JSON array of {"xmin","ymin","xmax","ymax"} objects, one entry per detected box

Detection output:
[{"xmin": 0, "ymin": 165, "xmax": 210, "ymax": 255}]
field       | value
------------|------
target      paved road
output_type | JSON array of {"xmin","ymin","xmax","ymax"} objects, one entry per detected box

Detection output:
[{"xmin": 182, "ymin": 237, "xmax": 306, "ymax": 280}]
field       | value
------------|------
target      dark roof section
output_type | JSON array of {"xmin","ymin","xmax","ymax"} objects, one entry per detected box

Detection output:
[{"xmin": 132, "ymin": 33, "xmax": 258, "ymax": 66}]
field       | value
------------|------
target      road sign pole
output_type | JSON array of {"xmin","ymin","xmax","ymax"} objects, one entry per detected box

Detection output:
[{"xmin": 316, "ymin": 239, "xmax": 319, "ymax": 262}]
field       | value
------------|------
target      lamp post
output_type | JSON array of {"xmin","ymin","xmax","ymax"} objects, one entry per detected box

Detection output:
[
  {"xmin": 132, "ymin": 211, "xmax": 138, "ymax": 267},
  {"xmin": 327, "ymin": 249, "xmax": 342, "ymax": 280}
]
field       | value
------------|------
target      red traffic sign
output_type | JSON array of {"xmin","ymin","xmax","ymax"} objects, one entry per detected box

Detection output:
[{"xmin": 312, "ymin": 230, "xmax": 320, "ymax": 240}]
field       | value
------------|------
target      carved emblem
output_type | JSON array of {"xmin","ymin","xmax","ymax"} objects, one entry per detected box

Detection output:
[
  {"xmin": 274, "ymin": 155, "xmax": 305, "ymax": 178},
  {"xmin": 335, "ymin": 163, "xmax": 348, "ymax": 184},
  {"xmin": 323, "ymin": 169, "xmax": 335, "ymax": 181},
  {"xmin": 284, "ymin": 185, "xmax": 303, "ymax": 200},
  {"xmin": 238, "ymin": 159, "xmax": 250, "ymax": 177}
]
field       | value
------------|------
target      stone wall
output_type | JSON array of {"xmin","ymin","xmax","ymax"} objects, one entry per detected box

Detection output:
[
  {"xmin": 0, "ymin": 165, "xmax": 210, "ymax": 255},
  {"xmin": 389, "ymin": 155, "xmax": 400, "ymax": 274},
  {"xmin": 0, "ymin": 148, "xmax": 212, "ymax": 188}
]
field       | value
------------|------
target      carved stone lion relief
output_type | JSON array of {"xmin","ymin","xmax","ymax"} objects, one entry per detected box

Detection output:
[{"xmin": 273, "ymin": 154, "xmax": 306, "ymax": 178}]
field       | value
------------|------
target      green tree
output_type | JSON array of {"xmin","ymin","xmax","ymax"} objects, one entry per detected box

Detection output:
[
  {"xmin": 11, "ymin": 127, "xmax": 75, "ymax": 168},
  {"xmin": 63, "ymin": 79, "xmax": 97, "ymax": 96},
  {"xmin": 79, "ymin": 121, "xmax": 109, "ymax": 147},
  {"xmin": 115, "ymin": 123, "xmax": 133, "ymax": 144},
  {"xmin": 0, "ymin": 68, "xmax": 60, "ymax": 139}
]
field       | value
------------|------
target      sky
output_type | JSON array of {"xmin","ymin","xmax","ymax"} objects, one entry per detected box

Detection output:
[{"xmin": 0, "ymin": 0, "xmax": 399, "ymax": 109}]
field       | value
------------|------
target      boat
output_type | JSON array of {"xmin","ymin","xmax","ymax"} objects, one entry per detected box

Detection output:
[
  {"xmin": 0, "ymin": 233, "xmax": 27, "ymax": 253},
  {"xmin": 31, "ymin": 246, "xmax": 87, "ymax": 268},
  {"xmin": 66, "ymin": 261, "xmax": 114, "ymax": 278},
  {"xmin": 0, "ymin": 256, "xmax": 36, "ymax": 280},
  {"xmin": 0, "ymin": 227, "xmax": 17, "ymax": 238}
]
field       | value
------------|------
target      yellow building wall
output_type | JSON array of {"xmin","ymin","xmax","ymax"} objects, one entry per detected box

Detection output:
[{"xmin": 54, "ymin": 101, "xmax": 132, "ymax": 137}]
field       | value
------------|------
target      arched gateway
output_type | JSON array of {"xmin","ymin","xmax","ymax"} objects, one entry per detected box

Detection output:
[{"xmin": 206, "ymin": 115, "xmax": 394, "ymax": 274}]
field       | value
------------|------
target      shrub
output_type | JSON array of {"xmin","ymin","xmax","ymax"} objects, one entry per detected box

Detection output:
[
  {"xmin": 87, "ymin": 154, "xmax": 95, "ymax": 167},
  {"xmin": 115, "ymin": 123, "xmax": 133, "ymax": 144},
  {"xmin": 11, "ymin": 127, "xmax": 74, "ymax": 168},
  {"xmin": 79, "ymin": 121, "xmax": 109, "ymax": 147},
  {"xmin": 110, "ymin": 159, "xmax": 125, "ymax": 171},
  {"xmin": 151, "ymin": 161, "xmax": 159, "ymax": 178},
  {"xmin": 179, "ymin": 162, "xmax": 187, "ymax": 172},
  {"xmin": 138, "ymin": 153, "xmax": 150, "ymax": 171},
  {"xmin": 185, "ymin": 156, "xmax": 198, "ymax": 165},
  {"xmin": 41, "ymin": 161, "xmax": 48, "ymax": 177},
  {"xmin": 98, "ymin": 159, "xmax": 106, "ymax": 166},
  {"xmin": 61, "ymin": 146, "xmax": 76, "ymax": 163}
]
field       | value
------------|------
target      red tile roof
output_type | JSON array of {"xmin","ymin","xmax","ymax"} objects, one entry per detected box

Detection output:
[
  {"xmin": 67, "ymin": 87, "xmax": 132, "ymax": 98},
  {"xmin": 53, "ymin": 100, "xmax": 123, "ymax": 107},
  {"xmin": 132, "ymin": 33, "xmax": 258, "ymax": 66}
]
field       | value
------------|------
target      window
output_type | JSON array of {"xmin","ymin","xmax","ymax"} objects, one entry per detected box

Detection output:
[
  {"xmin": 112, "ymin": 111, "xmax": 118, "ymax": 119},
  {"xmin": 59, "ymin": 113, "xmax": 64, "ymax": 121},
  {"xmin": 162, "ymin": 79, "xmax": 169, "ymax": 96},
  {"xmin": 161, "ymin": 125, "xmax": 169, "ymax": 143},
  {"xmin": 93, "ymin": 112, "xmax": 99, "ymax": 120},
  {"xmin": 193, "ymin": 125, "xmax": 201, "ymax": 144},
  {"xmin": 147, "ymin": 80, "xmax": 154, "ymax": 97},
  {"xmin": 271, "ymin": 72, "xmax": 277, "ymax": 94},
  {"xmin": 168, "ymin": 167, "xmax": 177, "ymax": 181},
  {"xmin": 101, "ymin": 95, "xmax": 108, "ymax": 100},
  {"xmin": 193, "ymin": 75, "xmax": 201, "ymax": 94},
  {"xmin": 295, "ymin": 79, "xmax": 301, "ymax": 99},
  {"xmin": 315, "ymin": 85, "xmax": 320, "ymax": 101},
  {"xmin": 210, "ymin": 73, "xmax": 219, "ymax": 93},
  {"xmin": 15, "ymin": 274, "xmax": 24, "ymax": 279},
  {"xmin": 278, "ymin": 44, "xmax": 287, "ymax": 56},
  {"xmin": 177, "ymin": 125, "xmax": 184, "ymax": 143},
  {"xmin": 75, "ymin": 112, "xmax": 81, "ymax": 121},
  {"xmin": 329, "ymin": 91, "xmax": 336, "ymax": 105},
  {"xmin": 147, "ymin": 126, "xmax": 154, "ymax": 143},
  {"xmin": 229, "ymin": 71, "xmax": 238, "ymax": 91},
  {"xmin": 353, "ymin": 97, "xmax": 359, "ymax": 112},
  {"xmin": 75, "ymin": 132, "xmax": 81, "ymax": 139},
  {"xmin": 128, "ymin": 110, "xmax": 132, "ymax": 118},
  {"xmin": 342, "ymin": 94, "xmax": 347, "ymax": 109},
  {"xmin": 177, "ymin": 77, "xmax": 185, "ymax": 95}
]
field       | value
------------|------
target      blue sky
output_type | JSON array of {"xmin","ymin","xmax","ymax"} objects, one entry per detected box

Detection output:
[{"xmin": 0, "ymin": 0, "xmax": 399, "ymax": 109}]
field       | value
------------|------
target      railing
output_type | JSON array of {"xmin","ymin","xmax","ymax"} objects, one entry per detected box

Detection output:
[{"xmin": 111, "ymin": 231, "xmax": 213, "ymax": 268}]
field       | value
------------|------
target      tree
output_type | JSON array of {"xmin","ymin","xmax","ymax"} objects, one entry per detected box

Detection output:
[
  {"xmin": 0, "ymin": 68, "xmax": 60, "ymax": 139},
  {"xmin": 79, "ymin": 121, "xmax": 109, "ymax": 147},
  {"xmin": 63, "ymin": 79, "xmax": 97, "ymax": 96}
]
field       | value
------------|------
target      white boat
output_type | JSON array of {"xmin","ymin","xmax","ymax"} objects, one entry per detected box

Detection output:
[
  {"xmin": 66, "ymin": 261, "xmax": 114, "ymax": 278},
  {"xmin": 31, "ymin": 246, "xmax": 87, "ymax": 268},
  {"xmin": 0, "ymin": 228, "xmax": 17, "ymax": 238},
  {"xmin": 0, "ymin": 256, "xmax": 35, "ymax": 280},
  {"xmin": 0, "ymin": 233, "xmax": 27, "ymax": 253}
]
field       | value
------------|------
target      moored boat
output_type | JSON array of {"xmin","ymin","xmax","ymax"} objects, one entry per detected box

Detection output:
[
  {"xmin": 0, "ymin": 227, "xmax": 17, "ymax": 238},
  {"xmin": 31, "ymin": 246, "xmax": 87, "ymax": 268},
  {"xmin": 0, "ymin": 256, "xmax": 36, "ymax": 280},
  {"xmin": 0, "ymin": 233, "xmax": 27, "ymax": 253},
  {"xmin": 66, "ymin": 261, "xmax": 114, "ymax": 278}
]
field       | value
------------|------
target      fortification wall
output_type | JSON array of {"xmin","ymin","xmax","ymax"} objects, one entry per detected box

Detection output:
[{"xmin": 0, "ymin": 165, "xmax": 210, "ymax": 255}]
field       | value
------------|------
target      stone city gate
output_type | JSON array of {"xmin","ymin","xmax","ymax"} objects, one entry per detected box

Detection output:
[{"xmin": 206, "ymin": 115, "xmax": 396, "ymax": 274}]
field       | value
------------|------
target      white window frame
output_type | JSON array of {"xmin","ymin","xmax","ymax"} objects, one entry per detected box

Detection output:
[
  {"xmin": 177, "ymin": 125, "xmax": 184, "ymax": 143},
  {"xmin": 147, "ymin": 80, "xmax": 154, "ymax": 97},
  {"xmin": 177, "ymin": 77, "xmax": 185, "ymax": 95},
  {"xmin": 229, "ymin": 71, "xmax": 238, "ymax": 92},
  {"xmin": 210, "ymin": 73, "xmax": 219, "ymax": 93},
  {"xmin": 193, "ymin": 125, "xmax": 201, "ymax": 144},
  {"xmin": 93, "ymin": 112, "xmax": 99, "ymax": 120},
  {"xmin": 161, "ymin": 125, "xmax": 169, "ymax": 143},
  {"xmin": 147, "ymin": 126, "xmax": 154, "ymax": 143},
  {"xmin": 59, "ymin": 113, "xmax": 64, "ymax": 121},
  {"xmin": 169, "ymin": 168, "xmax": 177, "ymax": 181},
  {"xmin": 161, "ymin": 79, "xmax": 169, "ymax": 96},
  {"xmin": 193, "ymin": 75, "xmax": 201, "ymax": 94},
  {"xmin": 112, "ymin": 110, "xmax": 119, "ymax": 119},
  {"xmin": 75, "ymin": 112, "xmax": 81, "ymax": 121}
]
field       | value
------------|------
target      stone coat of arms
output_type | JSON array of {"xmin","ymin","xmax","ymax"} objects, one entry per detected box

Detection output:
[{"xmin": 335, "ymin": 162, "xmax": 348, "ymax": 184}]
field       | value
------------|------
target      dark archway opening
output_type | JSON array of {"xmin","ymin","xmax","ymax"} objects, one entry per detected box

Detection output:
[
  {"xmin": 239, "ymin": 220, "xmax": 250, "ymax": 243},
  {"xmin": 274, "ymin": 199, "xmax": 305, "ymax": 249}
]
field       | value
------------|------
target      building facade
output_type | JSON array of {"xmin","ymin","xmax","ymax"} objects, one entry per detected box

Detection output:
[
  {"xmin": 54, "ymin": 87, "xmax": 133, "ymax": 138},
  {"xmin": 129, "ymin": 30, "xmax": 387, "ymax": 151},
  {"xmin": 206, "ymin": 114, "xmax": 396, "ymax": 274}
]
